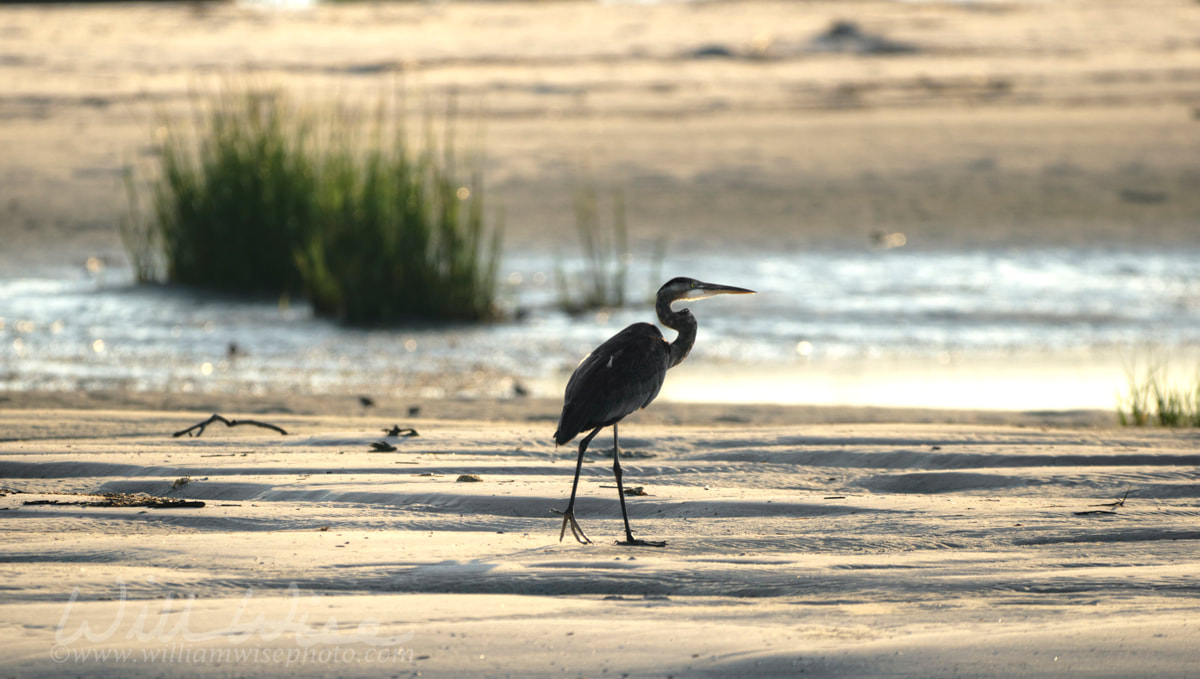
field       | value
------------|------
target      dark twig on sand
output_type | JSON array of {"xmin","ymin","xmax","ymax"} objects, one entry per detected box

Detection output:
[
  {"xmin": 1074, "ymin": 490, "xmax": 1132, "ymax": 516},
  {"xmin": 383, "ymin": 425, "xmax": 419, "ymax": 437},
  {"xmin": 370, "ymin": 440, "xmax": 398, "ymax": 452},
  {"xmin": 600, "ymin": 485, "xmax": 650, "ymax": 496},
  {"xmin": 173, "ymin": 414, "xmax": 288, "ymax": 438},
  {"xmin": 1090, "ymin": 489, "xmax": 1132, "ymax": 508}
]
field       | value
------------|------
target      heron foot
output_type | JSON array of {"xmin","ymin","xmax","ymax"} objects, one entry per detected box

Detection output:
[
  {"xmin": 550, "ymin": 508, "xmax": 592, "ymax": 545},
  {"xmin": 618, "ymin": 537, "xmax": 667, "ymax": 548}
]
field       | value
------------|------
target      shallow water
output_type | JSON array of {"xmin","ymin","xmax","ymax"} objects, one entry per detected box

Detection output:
[{"xmin": 1, "ymin": 247, "xmax": 1197, "ymax": 409}]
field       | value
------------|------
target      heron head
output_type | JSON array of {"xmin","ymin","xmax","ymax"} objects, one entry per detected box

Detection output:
[{"xmin": 658, "ymin": 277, "xmax": 756, "ymax": 304}]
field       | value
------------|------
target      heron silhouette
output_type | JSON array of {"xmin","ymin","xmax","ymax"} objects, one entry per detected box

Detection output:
[{"xmin": 552, "ymin": 277, "xmax": 755, "ymax": 546}]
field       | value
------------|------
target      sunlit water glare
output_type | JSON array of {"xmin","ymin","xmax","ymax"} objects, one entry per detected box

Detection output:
[{"xmin": 1, "ymin": 248, "xmax": 1197, "ymax": 410}]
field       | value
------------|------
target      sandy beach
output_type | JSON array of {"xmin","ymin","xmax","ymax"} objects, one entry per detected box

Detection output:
[
  {"xmin": 3, "ymin": 0, "xmax": 1200, "ymax": 676},
  {"xmin": 2, "ymin": 406, "xmax": 1199, "ymax": 678}
]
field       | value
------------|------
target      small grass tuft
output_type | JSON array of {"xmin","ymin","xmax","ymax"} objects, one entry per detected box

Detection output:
[
  {"xmin": 1117, "ymin": 360, "xmax": 1200, "ymax": 427},
  {"xmin": 555, "ymin": 182, "xmax": 630, "ymax": 314}
]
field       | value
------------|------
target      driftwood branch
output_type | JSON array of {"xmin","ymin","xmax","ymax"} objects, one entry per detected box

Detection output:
[
  {"xmin": 173, "ymin": 414, "xmax": 288, "ymax": 438},
  {"xmin": 24, "ymin": 492, "xmax": 205, "ymax": 509}
]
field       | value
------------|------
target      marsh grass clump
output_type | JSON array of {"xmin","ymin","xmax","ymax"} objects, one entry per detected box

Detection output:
[
  {"xmin": 295, "ymin": 104, "xmax": 500, "ymax": 323},
  {"xmin": 124, "ymin": 86, "xmax": 500, "ymax": 324},
  {"xmin": 1117, "ymin": 361, "xmax": 1200, "ymax": 427},
  {"xmin": 127, "ymin": 89, "xmax": 318, "ymax": 294}
]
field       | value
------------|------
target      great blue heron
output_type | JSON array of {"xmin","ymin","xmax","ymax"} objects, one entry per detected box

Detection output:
[{"xmin": 552, "ymin": 277, "xmax": 755, "ymax": 546}]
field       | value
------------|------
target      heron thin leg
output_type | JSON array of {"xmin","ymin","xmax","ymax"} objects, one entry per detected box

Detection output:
[
  {"xmin": 612, "ymin": 423, "xmax": 666, "ymax": 547},
  {"xmin": 551, "ymin": 426, "xmax": 600, "ymax": 545}
]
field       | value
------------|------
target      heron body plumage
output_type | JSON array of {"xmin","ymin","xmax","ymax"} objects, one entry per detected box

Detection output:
[
  {"xmin": 551, "ymin": 277, "xmax": 754, "ymax": 546},
  {"xmin": 554, "ymin": 323, "xmax": 671, "ymax": 446}
]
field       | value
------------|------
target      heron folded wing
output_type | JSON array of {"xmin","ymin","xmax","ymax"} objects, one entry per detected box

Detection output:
[{"xmin": 554, "ymin": 323, "xmax": 670, "ymax": 444}]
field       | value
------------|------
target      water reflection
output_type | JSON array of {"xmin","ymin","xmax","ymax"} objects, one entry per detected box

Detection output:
[{"xmin": 1, "ymin": 247, "xmax": 1197, "ymax": 409}]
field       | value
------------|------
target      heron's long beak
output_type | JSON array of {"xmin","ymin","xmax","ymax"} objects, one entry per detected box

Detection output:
[
  {"xmin": 703, "ymin": 282, "xmax": 755, "ymax": 295},
  {"xmin": 687, "ymin": 282, "xmax": 756, "ymax": 299}
]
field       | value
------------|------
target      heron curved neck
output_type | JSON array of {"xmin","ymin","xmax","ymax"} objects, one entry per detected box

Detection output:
[{"xmin": 656, "ymin": 296, "xmax": 697, "ymax": 368}]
